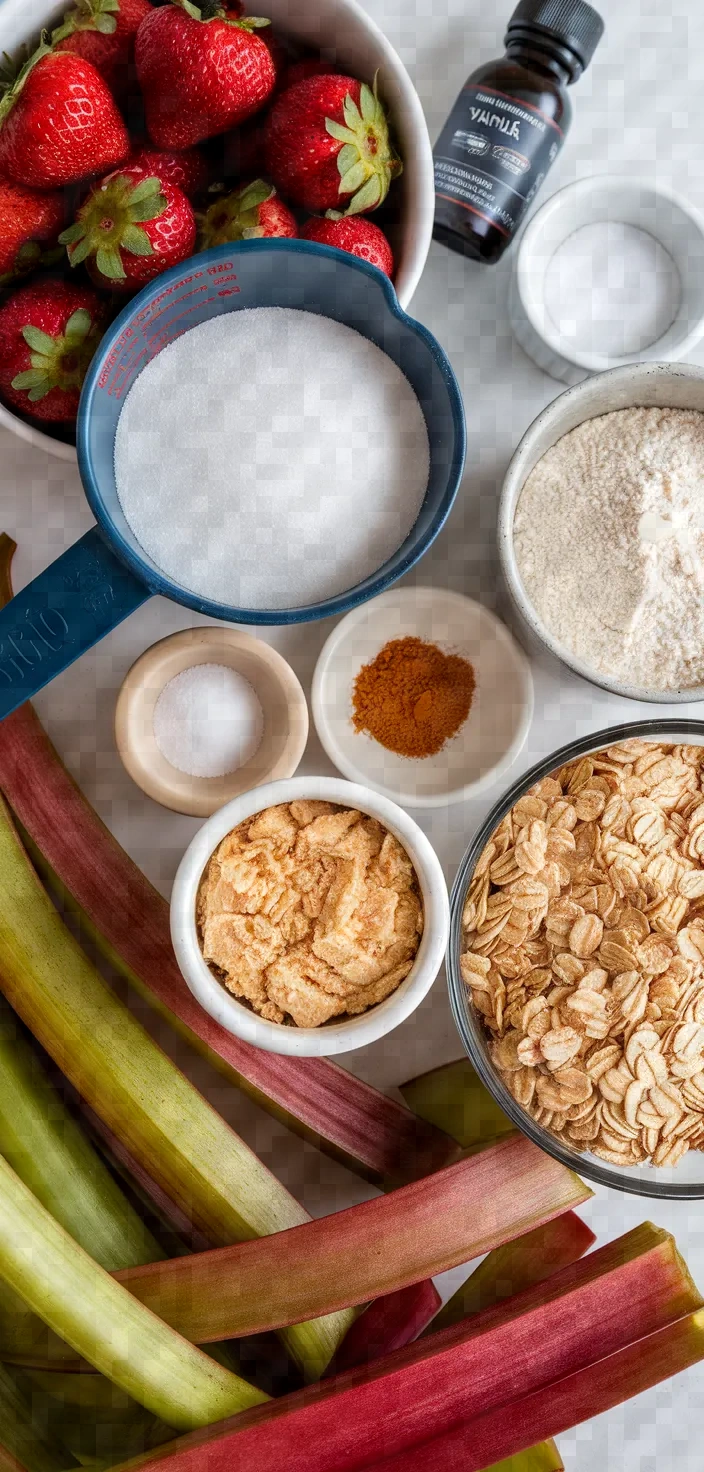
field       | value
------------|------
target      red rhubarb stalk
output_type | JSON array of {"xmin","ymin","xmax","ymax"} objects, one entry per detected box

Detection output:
[
  {"xmin": 98, "ymin": 1224, "xmax": 702, "ymax": 1472},
  {"xmin": 428, "ymin": 1211, "xmax": 596, "ymax": 1335},
  {"xmin": 113, "ymin": 1136, "xmax": 591, "ymax": 1341},
  {"xmin": 0, "ymin": 537, "xmax": 456, "ymax": 1188},
  {"xmin": 324, "ymin": 1281, "xmax": 441, "ymax": 1376},
  {"xmin": 364, "ymin": 1311, "xmax": 704, "ymax": 1472}
]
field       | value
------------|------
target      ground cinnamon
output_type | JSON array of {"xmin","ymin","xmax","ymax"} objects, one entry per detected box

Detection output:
[{"xmin": 351, "ymin": 636, "xmax": 475, "ymax": 759}]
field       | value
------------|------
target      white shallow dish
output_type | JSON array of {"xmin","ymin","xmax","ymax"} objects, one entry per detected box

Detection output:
[
  {"xmin": 312, "ymin": 587, "xmax": 534, "ymax": 808},
  {"xmin": 0, "ymin": 0, "xmax": 434, "ymax": 460},
  {"xmin": 510, "ymin": 176, "xmax": 704, "ymax": 385},
  {"xmin": 498, "ymin": 359, "xmax": 704, "ymax": 703},
  {"xmin": 170, "ymin": 775, "xmax": 450, "ymax": 1056}
]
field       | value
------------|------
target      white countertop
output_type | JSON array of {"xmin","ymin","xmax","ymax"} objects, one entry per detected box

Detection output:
[{"xmin": 2, "ymin": 0, "xmax": 704, "ymax": 1463}]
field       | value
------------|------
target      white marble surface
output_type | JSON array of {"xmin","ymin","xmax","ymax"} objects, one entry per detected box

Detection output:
[{"xmin": 2, "ymin": 0, "xmax": 704, "ymax": 1463}]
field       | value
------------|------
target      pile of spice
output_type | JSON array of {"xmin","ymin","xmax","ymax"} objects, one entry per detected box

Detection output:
[
  {"xmin": 197, "ymin": 800, "xmax": 423, "ymax": 1027},
  {"xmin": 351, "ymin": 636, "xmax": 475, "ymax": 758},
  {"xmin": 114, "ymin": 308, "xmax": 430, "ymax": 612},
  {"xmin": 513, "ymin": 406, "xmax": 704, "ymax": 691},
  {"xmin": 153, "ymin": 664, "xmax": 263, "ymax": 779}
]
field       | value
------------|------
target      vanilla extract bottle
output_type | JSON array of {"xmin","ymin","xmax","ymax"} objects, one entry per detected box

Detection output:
[{"xmin": 433, "ymin": 0, "xmax": 604, "ymax": 264}]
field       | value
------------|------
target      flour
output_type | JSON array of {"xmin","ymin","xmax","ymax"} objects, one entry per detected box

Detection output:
[{"xmin": 513, "ymin": 407, "xmax": 704, "ymax": 692}]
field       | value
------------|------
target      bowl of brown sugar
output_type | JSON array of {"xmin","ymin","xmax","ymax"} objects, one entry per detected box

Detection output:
[
  {"xmin": 312, "ymin": 588, "xmax": 533, "ymax": 807},
  {"xmin": 170, "ymin": 775, "xmax": 449, "ymax": 1056}
]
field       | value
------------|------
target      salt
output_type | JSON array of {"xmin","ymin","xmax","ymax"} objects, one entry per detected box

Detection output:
[
  {"xmin": 153, "ymin": 663, "xmax": 263, "ymax": 778},
  {"xmin": 544, "ymin": 221, "xmax": 681, "ymax": 357},
  {"xmin": 114, "ymin": 308, "xmax": 430, "ymax": 612}
]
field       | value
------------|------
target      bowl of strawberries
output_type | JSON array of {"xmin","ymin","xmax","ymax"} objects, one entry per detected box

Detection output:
[{"xmin": 0, "ymin": 0, "xmax": 433, "ymax": 458}]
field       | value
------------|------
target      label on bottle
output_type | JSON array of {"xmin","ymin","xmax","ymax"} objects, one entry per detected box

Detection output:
[{"xmin": 433, "ymin": 84, "xmax": 563, "ymax": 237}]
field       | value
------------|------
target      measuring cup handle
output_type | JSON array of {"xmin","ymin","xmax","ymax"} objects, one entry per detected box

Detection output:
[{"xmin": 0, "ymin": 526, "xmax": 150, "ymax": 721}]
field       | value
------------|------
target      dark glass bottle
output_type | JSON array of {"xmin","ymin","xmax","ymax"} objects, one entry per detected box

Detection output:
[{"xmin": 433, "ymin": 0, "xmax": 604, "ymax": 264}]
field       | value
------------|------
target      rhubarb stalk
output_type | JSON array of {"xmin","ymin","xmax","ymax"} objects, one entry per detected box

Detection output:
[
  {"xmin": 0, "ymin": 535, "xmax": 457, "ymax": 1189},
  {"xmin": 324, "ymin": 1281, "xmax": 442, "ymax": 1376},
  {"xmin": 0, "ymin": 1360, "xmax": 70, "ymax": 1472},
  {"xmin": 113, "ymin": 1135, "xmax": 591, "ymax": 1341},
  {"xmin": 364, "ymin": 1311, "xmax": 704, "ymax": 1472},
  {"xmin": 429, "ymin": 1212, "xmax": 596, "ymax": 1335},
  {"xmin": 0, "ymin": 1152, "xmax": 267, "ymax": 1431},
  {"xmin": 93, "ymin": 1224, "xmax": 703, "ymax": 1472},
  {"xmin": 400, "ymin": 1057, "xmax": 515, "ymax": 1150},
  {"xmin": 0, "ymin": 793, "xmax": 352, "ymax": 1379},
  {"xmin": 0, "ymin": 993, "xmax": 162, "ymax": 1269}
]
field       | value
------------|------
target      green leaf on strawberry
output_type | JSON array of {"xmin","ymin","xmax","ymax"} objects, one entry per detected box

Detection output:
[
  {"xmin": 324, "ymin": 73, "xmax": 402, "ymax": 215},
  {"xmin": 12, "ymin": 307, "xmax": 96, "ymax": 403},
  {"xmin": 59, "ymin": 173, "xmax": 167, "ymax": 281},
  {"xmin": 172, "ymin": 0, "xmax": 270, "ymax": 26},
  {"xmin": 51, "ymin": 0, "xmax": 120, "ymax": 44}
]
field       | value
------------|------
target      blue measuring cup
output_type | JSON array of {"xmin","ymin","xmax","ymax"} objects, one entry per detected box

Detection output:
[{"xmin": 0, "ymin": 240, "xmax": 465, "ymax": 720}]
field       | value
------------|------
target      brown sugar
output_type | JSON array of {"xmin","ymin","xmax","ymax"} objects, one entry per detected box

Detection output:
[{"xmin": 351, "ymin": 636, "xmax": 475, "ymax": 759}]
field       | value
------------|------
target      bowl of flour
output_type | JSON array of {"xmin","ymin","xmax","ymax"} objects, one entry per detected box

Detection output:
[{"xmin": 498, "ymin": 361, "xmax": 704, "ymax": 702}]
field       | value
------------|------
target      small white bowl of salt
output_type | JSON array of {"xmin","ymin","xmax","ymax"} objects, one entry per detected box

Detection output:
[
  {"xmin": 115, "ymin": 627, "xmax": 308, "ymax": 816},
  {"xmin": 510, "ymin": 175, "xmax": 704, "ymax": 384}
]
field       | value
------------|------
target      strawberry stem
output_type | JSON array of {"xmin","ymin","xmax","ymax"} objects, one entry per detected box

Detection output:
[
  {"xmin": 51, "ymin": 0, "xmax": 120, "ymax": 45},
  {"xmin": 325, "ymin": 73, "xmax": 402, "ymax": 215},
  {"xmin": 172, "ymin": 1, "xmax": 270, "ymax": 27},
  {"xmin": 60, "ymin": 173, "xmax": 166, "ymax": 280},
  {"xmin": 11, "ymin": 309, "xmax": 97, "ymax": 404}
]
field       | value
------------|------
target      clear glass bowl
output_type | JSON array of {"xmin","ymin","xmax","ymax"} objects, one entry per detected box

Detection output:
[{"xmin": 447, "ymin": 718, "xmax": 704, "ymax": 1200}]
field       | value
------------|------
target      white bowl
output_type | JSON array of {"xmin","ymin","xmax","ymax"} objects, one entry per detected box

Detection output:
[
  {"xmin": 498, "ymin": 359, "xmax": 704, "ymax": 702},
  {"xmin": 170, "ymin": 775, "xmax": 449, "ymax": 1056},
  {"xmin": 510, "ymin": 176, "xmax": 704, "ymax": 385},
  {"xmin": 0, "ymin": 0, "xmax": 434, "ymax": 460},
  {"xmin": 312, "ymin": 588, "xmax": 533, "ymax": 808}
]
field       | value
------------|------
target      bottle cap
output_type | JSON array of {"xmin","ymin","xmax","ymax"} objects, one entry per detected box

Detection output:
[{"xmin": 506, "ymin": 0, "xmax": 604, "ymax": 76}]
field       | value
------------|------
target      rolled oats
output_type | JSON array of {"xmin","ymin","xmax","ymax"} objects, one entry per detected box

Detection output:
[{"xmin": 460, "ymin": 739, "xmax": 704, "ymax": 1171}]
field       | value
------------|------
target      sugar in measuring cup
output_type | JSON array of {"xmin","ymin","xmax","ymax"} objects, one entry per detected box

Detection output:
[{"xmin": 0, "ymin": 241, "xmax": 465, "ymax": 720}]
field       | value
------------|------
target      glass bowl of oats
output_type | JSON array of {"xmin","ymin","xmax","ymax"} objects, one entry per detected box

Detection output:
[
  {"xmin": 171, "ymin": 776, "xmax": 449, "ymax": 1057},
  {"xmin": 447, "ymin": 720, "xmax": 704, "ymax": 1199}
]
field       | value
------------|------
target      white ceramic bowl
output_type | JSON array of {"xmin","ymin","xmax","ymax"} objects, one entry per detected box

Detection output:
[
  {"xmin": 312, "ymin": 587, "xmax": 533, "ymax": 807},
  {"xmin": 0, "ymin": 0, "xmax": 434, "ymax": 460},
  {"xmin": 510, "ymin": 176, "xmax": 704, "ymax": 385},
  {"xmin": 170, "ymin": 775, "xmax": 449, "ymax": 1055},
  {"xmin": 115, "ymin": 626, "xmax": 309, "ymax": 817},
  {"xmin": 498, "ymin": 359, "xmax": 704, "ymax": 702}
]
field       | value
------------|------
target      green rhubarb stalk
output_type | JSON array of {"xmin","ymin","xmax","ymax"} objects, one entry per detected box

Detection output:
[
  {"xmin": 400, "ymin": 1057, "xmax": 515, "ymax": 1151},
  {"xmin": 0, "ymin": 1152, "xmax": 267, "ymax": 1431},
  {"xmin": 0, "ymin": 796, "xmax": 352, "ymax": 1380},
  {"xmin": 428, "ymin": 1212, "xmax": 596, "ymax": 1336},
  {"xmin": 0, "ymin": 1360, "xmax": 70, "ymax": 1472},
  {"xmin": 0, "ymin": 994, "xmax": 162, "ymax": 1269},
  {"xmin": 481, "ymin": 1446, "xmax": 564, "ymax": 1472}
]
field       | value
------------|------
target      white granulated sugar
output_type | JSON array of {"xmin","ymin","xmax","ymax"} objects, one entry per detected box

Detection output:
[
  {"xmin": 544, "ymin": 223, "xmax": 681, "ymax": 357},
  {"xmin": 513, "ymin": 407, "xmax": 704, "ymax": 692},
  {"xmin": 114, "ymin": 308, "xmax": 430, "ymax": 611},
  {"xmin": 153, "ymin": 663, "xmax": 263, "ymax": 778}
]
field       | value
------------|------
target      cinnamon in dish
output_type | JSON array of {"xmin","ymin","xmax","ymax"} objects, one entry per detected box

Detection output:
[{"xmin": 351, "ymin": 636, "xmax": 476, "ymax": 759}]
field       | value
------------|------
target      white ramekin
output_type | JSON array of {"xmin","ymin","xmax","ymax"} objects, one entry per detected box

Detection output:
[
  {"xmin": 0, "ymin": 0, "xmax": 434, "ymax": 460},
  {"xmin": 510, "ymin": 176, "xmax": 704, "ymax": 385},
  {"xmin": 498, "ymin": 359, "xmax": 704, "ymax": 703},
  {"xmin": 170, "ymin": 775, "xmax": 449, "ymax": 1056}
]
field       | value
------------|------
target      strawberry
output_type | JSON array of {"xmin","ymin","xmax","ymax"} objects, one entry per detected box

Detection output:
[
  {"xmin": 52, "ymin": 0, "xmax": 153, "ymax": 95},
  {"xmin": 60, "ymin": 165, "xmax": 196, "ymax": 291},
  {"xmin": 128, "ymin": 143, "xmax": 211, "ymax": 199},
  {"xmin": 135, "ymin": 1, "xmax": 277, "ymax": 150},
  {"xmin": 0, "ymin": 278, "xmax": 105, "ymax": 424},
  {"xmin": 265, "ymin": 73, "xmax": 402, "ymax": 215},
  {"xmin": 301, "ymin": 213, "xmax": 393, "ymax": 276},
  {"xmin": 0, "ymin": 44, "xmax": 129, "ymax": 189},
  {"xmin": 199, "ymin": 179, "xmax": 296, "ymax": 245},
  {"xmin": 0, "ymin": 175, "xmax": 65, "ymax": 286},
  {"xmin": 283, "ymin": 58, "xmax": 336, "ymax": 90}
]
